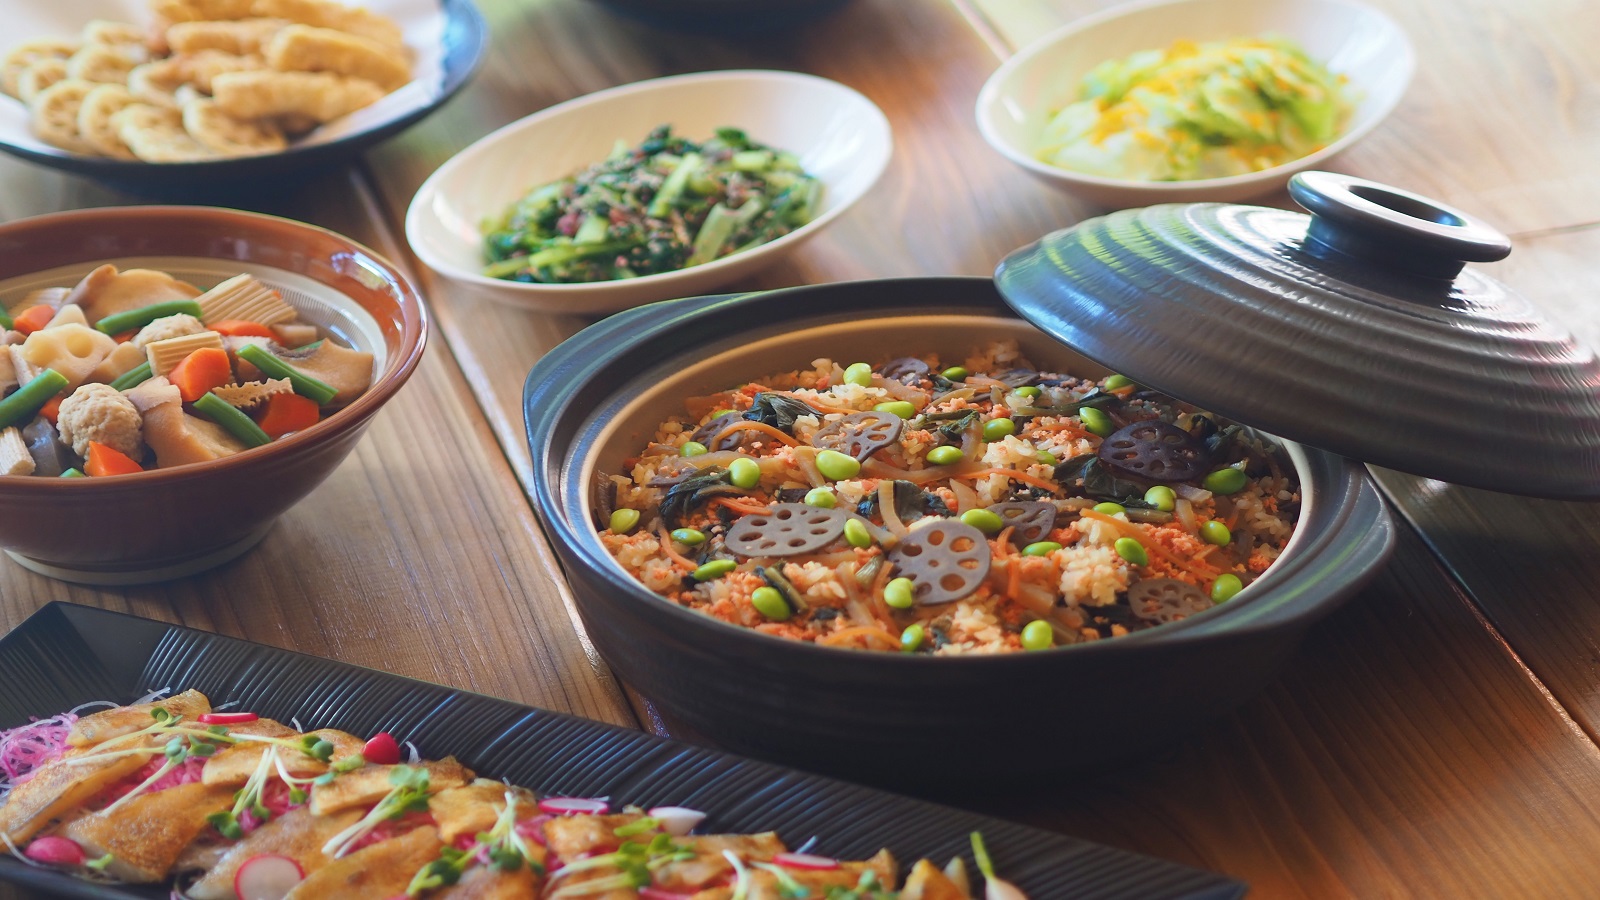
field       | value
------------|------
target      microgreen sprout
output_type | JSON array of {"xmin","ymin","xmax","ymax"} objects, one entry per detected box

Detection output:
[
  {"xmin": 751, "ymin": 861, "xmax": 813, "ymax": 899},
  {"xmin": 723, "ymin": 850, "xmax": 751, "ymax": 900},
  {"xmin": 85, "ymin": 853, "xmax": 114, "ymax": 872},
  {"xmin": 406, "ymin": 790, "xmax": 541, "ymax": 897}
]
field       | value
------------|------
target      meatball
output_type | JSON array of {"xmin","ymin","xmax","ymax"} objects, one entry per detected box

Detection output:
[{"xmin": 56, "ymin": 383, "xmax": 144, "ymax": 459}]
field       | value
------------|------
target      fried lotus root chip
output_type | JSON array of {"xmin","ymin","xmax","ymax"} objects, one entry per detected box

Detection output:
[
  {"xmin": 16, "ymin": 57, "xmax": 68, "ymax": 104},
  {"xmin": 113, "ymin": 103, "xmax": 214, "ymax": 162},
  {"xmin": 1098, "ymin": 419, "xmax": 1207, "ymax": 483},
  {"xmin": 183, "ymin": 95, "xmax": 287, "ymax": 156},
  {"xmin": 725, "ymin": 503, "xmax": 850, "ymax": 558},
  {"xmin": 28, "ymin": 79, "xmax": 97, "ymax": 154},
  {"xmin": 985, "ymin": 500, "xmax": 1056, "ymax": 547},
  {"xmin": 265, "ymin": 24, "xmax": 410, "ymax": 90},
  {"xmin": 886, "ymin": 519, "xmax": 992, "ymax": 606},
  {"xmin": 66, "ymin": 43, "xmax": 145, "ymax": 84},
  {"xmin": 812, "ymin": 410, "xmax": 904, "ymax": 461},
  {"xmin": 127, "ymin": 59, "xmax": 188, "ymax": 108},
  {"xmin": 179, "ymin": 49, "xmax": 268, "ymax": 93},
  {"xmin": 81, "ymin": 20, "xmax": 146, "ymax": 48},
  {"xmin": 878, "ymin": 356, "xmax": 932, "ymax": 383},
  {"xmin": 1127, "ymin": 578, "xmax": 1215, "ymax": 623},
  {"xmin": 211, "ymin": 68, "xmax": 384, "ymax": 123},
  {"xmin": 78, "ymin": 83, "xmax": 140, "ymax": 158},
  {"xmin": 1, "ymin": 38, "xmax": 77, "ymax": 98}
]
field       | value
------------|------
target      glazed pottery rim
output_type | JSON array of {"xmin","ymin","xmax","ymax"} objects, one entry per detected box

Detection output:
[
  {"xmin": 974, "ymin": 0, "xmax": 1415, "ymax": 193},
  {"xmin": 529, "ymin": 276, "xmax": 1387, "ymax": 666},
  {"xmin": 406, "ymin": 68, "xmax": 893, "ymax": 297},
  {"xmin": 0, "ymin": 205, "xmax": 429, "ymax": 490}
]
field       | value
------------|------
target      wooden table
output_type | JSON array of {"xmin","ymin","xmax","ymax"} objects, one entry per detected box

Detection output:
[{"xmin": 3, "ymin": 0, "xmax": 1599, "ymax": 896}]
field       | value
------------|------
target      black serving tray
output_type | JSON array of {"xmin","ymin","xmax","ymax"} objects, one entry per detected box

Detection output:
[{"xmin": 0, "ymin": 603, "xmax": 1244, "ymax": 899}]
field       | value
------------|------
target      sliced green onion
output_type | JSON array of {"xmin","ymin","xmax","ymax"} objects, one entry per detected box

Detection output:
[
  {"xmin": 93, "ymin": 300, "xmax": 202, "ymax": 336},
  {"xmin": 109, "ymin": 361, "xmax": 153, "ymax": 392},
  {"xmin": 59, "ymin": 468, "xmax": 84, "ymax": 478},
  {"xmin": 0, "ymin": 368, "xmax": 68, "ymax": 429},
  {"xmin": 193, "ymin": 392, "xmax": 271, "ymax": 448},
  {"xmin": 648, "ymin": 152, "xmax": 704, "ymax": 218},
  {"xmin": 573, "ymin": 214, "xmax": 610, "ymax": 245},
  {"xmin": 686, "ymin": 204, "xmax": 740, "ymax": 267},
  {"xmin": 236, "ymin": 343, "xmax": 337, "ymax": 405},
  {"xmin": 482, "ymin": 239, "xmax": 642, "ymax": 279}
]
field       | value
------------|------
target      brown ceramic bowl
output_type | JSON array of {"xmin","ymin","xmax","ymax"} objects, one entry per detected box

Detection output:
[{"xmin": 0, "ymin": 207, "xmax": 427, "ymax": 585}]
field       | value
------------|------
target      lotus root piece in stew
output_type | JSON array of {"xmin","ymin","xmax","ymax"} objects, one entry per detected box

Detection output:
[{"xmin": 597, "ymin": 341, "xmax": 1299, "ymax": 654}]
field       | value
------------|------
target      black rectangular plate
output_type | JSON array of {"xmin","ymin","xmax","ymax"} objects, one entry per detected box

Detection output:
[{"xmin": 0, "ymin": 603, "xmax": 1245, "ymax": 899}]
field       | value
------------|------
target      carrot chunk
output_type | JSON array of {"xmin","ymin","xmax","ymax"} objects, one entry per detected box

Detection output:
[
  {"xmin": 253, "ymin": 392, "xmax": 321, "ymax": 440},
  {"xmin": 209, "ymin": 320, "xmax": 277, "ymax": 339},
  {"xmin": 167, "ymin": 347, "xmax": 233, "ymax": 403},
  {"xmin": 37, "ymin": 396, "xmax": 63, "ymax": 425},
  {"xmin": 84, "ymin": 441, "xmax": 143, "ymax": 477},
  {"xmin": 11, "ymin": 305, "xmax": 54, "ymax": 336}
]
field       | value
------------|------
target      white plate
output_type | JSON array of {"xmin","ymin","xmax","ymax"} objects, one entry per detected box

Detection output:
[
  {"xmin": 405, "ymin": 69, "xmax": 893, "ymax": 313},
  {"xmin": 975, "ymin": 0, "xmax": 1414, "ymax": 207}
]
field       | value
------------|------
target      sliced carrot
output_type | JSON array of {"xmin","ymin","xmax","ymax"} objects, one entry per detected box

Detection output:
[
  {"xmin": 712, "ymin": 420, "xmax": 799, "ymax": 448},
  {"xmin": 818, "ymin": 625, "xmax": 901, "ymax": 651},
  {"xmin": 949, "ymin": 467, "xmax": 1062, "ymax": 494},
  {"xmin": 11, "ymin": 305, "xmax": 53, "ymax": 336},
  {"xmin": 84, "ymin": 442, "xmax": 143, "ymax": 477},
  {"xmin": 37, "ymin": 396, "xmax": 63, "ymax": 425},
  {"xmin": 167, "ymin": 347, "xmax": 233, "ymax": 403},
  {"xmin": 712, "ymin": 496, "xmax": 771, "ymax": 517},
  {"xmin": 112, "ymin": 330, "xmax": 137, "ymax": 344},
  {"xmin": 253, "ymin": 392, "xmax": 320, "ymax": 439},
  {"xmin": 210, "ymin": 320, "xmax": 277, "ymax": 339},
  {"xmin": 656, "ymin": 523, "xmax": 697, "ymax": 571}
]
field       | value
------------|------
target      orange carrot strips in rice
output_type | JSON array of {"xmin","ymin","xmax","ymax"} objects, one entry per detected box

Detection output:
[
  {"xmin": 950, "ymin": 467, "xmax": 1062, "ymax": 494},
  {"xmin": 711, "ymin": 419, "xmax": 799, "ymax": 448},
  {"xmin": 1079, "ymin": 508, "xmax": 1220, "ymax": 578}
]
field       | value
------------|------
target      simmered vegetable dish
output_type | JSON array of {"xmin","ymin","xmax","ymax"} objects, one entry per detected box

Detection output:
[
  {"xmin": 598, "ymin": 342, "xmax": 1299, "ymax": 653},
  {"xmin": 0, "ymin": 266, "xmax": 373, "ymax": 477},
  {"xmin": 0, "ymin": 690, "xmax": 1025, "ymax": 898}
]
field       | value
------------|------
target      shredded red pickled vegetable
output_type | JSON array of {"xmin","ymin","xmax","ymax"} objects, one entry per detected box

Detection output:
[{"xmin": 0, "ymin": 712, "xmax": 78, "ymax": 799}]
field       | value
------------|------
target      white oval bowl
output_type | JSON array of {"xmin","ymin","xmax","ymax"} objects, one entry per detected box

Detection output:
[
  {"xmin": 975, "ymin": 0, "xmax": 1414, "ymax": 207},
  {"xmin": 406, "ymin": 70, "xmax": 893, "ymax": 313}
]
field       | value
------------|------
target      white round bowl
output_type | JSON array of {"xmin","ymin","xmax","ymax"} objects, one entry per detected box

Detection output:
[
  {"xmin": 975, "ymin": 0, "xmax": 1414, "ymax": 207},
  {"xmin": 406, "ymin": 70, "xmax": 893, "ymax": 313}
]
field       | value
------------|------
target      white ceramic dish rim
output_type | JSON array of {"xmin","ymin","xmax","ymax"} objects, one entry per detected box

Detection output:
[
  {"xmin": 406, "ymin": 69, "xmax": 893, "ymax": 300},
  {"xmin": 974, "ymin": 0, "xmax": 1416, "ymax": 194}
]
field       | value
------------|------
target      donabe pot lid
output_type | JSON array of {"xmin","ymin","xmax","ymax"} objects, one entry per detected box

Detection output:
[{"xmin": 994, "ymin": 170, "xmax": 1600, "ymax": 499}]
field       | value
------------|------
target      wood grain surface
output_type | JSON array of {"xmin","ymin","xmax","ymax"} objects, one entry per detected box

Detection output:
[{"xmin": 2, "ymin": 0, "xmax": 1599, "ymax": 897}]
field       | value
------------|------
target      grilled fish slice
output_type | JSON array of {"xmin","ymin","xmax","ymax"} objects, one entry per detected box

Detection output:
[
  {"xmin": 67, "ymin": 689, "xmax": 210, "ymax": 747},
  {"xmin": 200, "ymin": 723, "xmax": 363, "ymax": 786},
  {"xmin": 901, "ymin": 858, "xmax": 971, "ymax": 900},
  {"xmin": 309, "ymin": 758, "xmax": 473, "ymax": 816},
  {"xmin": 428, "ymin": 780, "xmax": 539, "ymax": 845},
  {"xmin": 690, "ymin": 849, "xmax": 899, "ymax": 899},
  {"xmin": 652, "ymin": 833, "xmax": 791, "ymax": 892},
  {"xmin": 285, "ymin": 823, "xmax": 442, "ymax": 898},
  {"xmin": 0, "ymin": 750, "xmax": 148, "ymax": 844},
  {"xmin": 437, "ymin": 862, "xmax": 542, "ymax": 899},
  {"xmin": 59, "ymin": 781, "xmax": 235, "ymax": 882},
  {"xmin": 183, "ymin": 805, "xmax": 362, "ymax": 900}
]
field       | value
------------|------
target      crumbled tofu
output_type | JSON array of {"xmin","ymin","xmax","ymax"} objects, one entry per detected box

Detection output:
[
  {"xmin": 56, "ymin": 383, "xmax": 144, "ymax": 459},
  {"xmin": 132, "ymin": 313, "xmax": 206, "ymax": 349}
]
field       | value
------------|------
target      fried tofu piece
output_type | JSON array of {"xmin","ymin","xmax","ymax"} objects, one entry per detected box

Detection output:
[
  {"xmin": 182, "ymin": 805, "xmax": 363, "ymax": 900},
  {"xmin": 285, "ymin": 823, "xmax": 442, "ymax": 899},
  {"xmin": 264, "ymin": 24, "xmax": 409, "ymax": 90},
  {"xmin": 309, "ymin": 758, "xmax": 474, "ymax": 816},
  {"xmin": 63, "ymin": 265, "xmax": 202, "ymax": 330},
  {"xmin": 59, "ymin": 781, "xmax": 236, "ymax": 883},
  {"xmin": 69, "ymin": 689, "xmax": 211, "ymax": 747},
  {"xmin": 211, "ymin": 69, "xmax": 384, "ymax": 123}
]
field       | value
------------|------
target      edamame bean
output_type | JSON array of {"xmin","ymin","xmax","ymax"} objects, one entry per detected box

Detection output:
[
  {"xmin": 1036, "ymin": 450, "xmax": 1058, "ymax": 465},
  {"xmin": 1079, "ymin": 406, "xmax": 1114, "ymax": 437},
  {"xmin": 900, "ymin": 623, "xmax": 925, "ymax": 652},
  {"xmin": 1114, "ymin": 537, "xmax": 1148, "ymax": 566},
  {"xmin": 692, "ymin": 559, "xmax": 737, "ymax": 581},
  {"xmin": 874, "ymin": 400, "xmax": 915, "ymax": 419},
  {"xmin": 1203, "ymin": 466, "xmax": 1248, "ymax": 494},
  {"xmin": 1014, "ymin": 386, "xmax": 1041, "ymax": 399},
  {"xmin": 1020, "ymin": 619, "xmax": 1053, "ymax": 651},
  {"xmin": 1093, "ymin": 502, "xmax": 1125, "ymax": 516},
  {"xmin": 804, "ymin": 487, "xmax": 836, "ymax": 508},
  {"xmin": 1022, "ymin": 541, "xmax": 1062, "ymax": 557},
  {"xmin": 751, "ymin": 586, "xmax": 792, "ymax": 621},
  {"xmin": 843, "ymin": 362, "xmax": 873, "ymax": 386},
  {"xmin": 960, "ymin": 508, "xmax": 1004, "ymax": 535},
  {"xmin": 608, "ymin": 509, "xmax": 640, "ymax": 533},
  {"xmin": 1144, "ymin": 485, "xmax": 1176, "ymax": 511},
  {"xmin": 982, "ymin": 418, "xmax": 1015, "ymax": 441},
  {"xmin": 680, "ymin": 441, "xmax": 708, "ymax": 457},
  {"xmin": 926, "ymin": 446, "xmax": 964, "ymax": 466},
  {"xmin": 728, "ymin": 457, "xmax": 761, "ymax": 488},
  {"xmin": 844, "ymin": 518, "xmax": 873, "ymax": 548},
  {"xmin": 884, "ymin": 577, "xmax": 915, "ymax": 609},
  {"xmin": 1104, "ymin": 374, "xmax": 1134, "ymax": 390},
  {"xmin": 1211, "ymin": 574, "xmax": 1244, "ymax": 603},
  {"xmin": 816, "ymin": 449, "xmax": 861, "ymax": 480},
  {"xmin": 1200, "ymin": 520, "xmax": 1232, "ymax": 546},
  {"xmin": 710, "ymin": 409, "xmax": 737, "ymax": 419},
  {"xmin": 940, "ymin": 366, "xmax": 968, "ymax": 380},
  {"xmin": 671, "ymin": 528, "xmax": 706, "ymax": 546}
]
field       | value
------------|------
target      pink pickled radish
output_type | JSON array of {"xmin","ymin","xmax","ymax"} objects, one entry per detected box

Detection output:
[
  {"xmin": 647, "ymin": 806, "xmax": 706, "ymax": 836},
  {"xmin": 537, "ymin": 797, "xmax": 609, "ymax": 815},
  {"xmin": 24, "ymin": 836, "xmax": 85, "ymax": 867},
  {"xmin": 234, "ymin": 854, "xmax": 304, "ymax": 900},
  {"xmin": 774, "ymin": 852, "xmax": 840, "ymax": 870}
]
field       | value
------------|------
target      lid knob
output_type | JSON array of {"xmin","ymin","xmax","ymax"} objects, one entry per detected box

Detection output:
[{"xmin": 1289, "ymin": 171, "xmax": 1511, "ymax": 281}]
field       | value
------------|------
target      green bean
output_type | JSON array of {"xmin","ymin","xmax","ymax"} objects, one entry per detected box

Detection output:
[
  {"xmin": 192, "ymin": 393, "xmax": 272, "ymax": 449},
  {"xmin": 1211, "ymin": 574, "xmax": 1244, "ymax": 603},
  {"xmin": 1200, "ymin": 520, "xmax": 1232, "ymax": 546},
  {"xmin": 925, "ymin": 446, "xmax": 963, "ymax": 466},
  {"xmin": 1020, "ymin": 619, "xmax": 1053, "ymax": 651},
  {"xmin": 803, "ymin": 487, "xmax": 836, "ymax": 508},
  {"xmin": 0, "ymin": 369, "xmax": 68, "ymax": 430},
  {"xmin": 0, "ymin": 309, "xmax": 11, "ymax": 330},
  {"xmin": 109, "ymin": 361, "xmax": 153, "ymax": 392},
  {"xmin": 680, "ymin": 441, "xmax": 708, "ymax": 457},
  {"xmin": 960, "ymin": 509, "xmax": 1003, "ymax": 535},
  {"xmin": 1203, "ymin": 466, "xmax": 1248, "ymax": 494},
  {"xmin": 884, "ymin": 577, "xmax": 915, "ymax": 609},
  {"xmin": 843, "ymin": 363, "xmax": 873, "ymax": 387},
  {"xmin": 235, "ymin": 344, "xmax": 337, "ymax": 405},
  {"xmin": 671, "ymin": 527, "xmax": 706, "ymax": 545},
  {"xmin": 873, "ymin": 401, "xmax": 915, "ymax": 419},
  {"xmin": 692, "ymin": 559, "xmax": 737, "ymax": 581},
  {"xmin": 728, "ymin": 457, "xmax": 761, "ymax": 489},
  {"xmin": 750, "ymin": 586, "xmax": 791, "ymax": 621},
  {"xmin": 609, "ymin": 509, "xmax": 640, "ymax": 533},
  {"xmin": 843, "ymin": 518, "xmax": 872, "ymax": 549},
  {"xmin": 982, "ymin": 418, "xmax": 1015, "ymax": 441},
  {"xmin": 816, "ymin": 449, "xmax": 861, "ymax": 480},
  {"xmin": 1114, "ymin": 537, "xmax": 1148, "ymax": 566},
  {"xmin": 93, "ymin": 300, "xmax": 203, "ymax": 336},
  {"xmin": 1144, "ymin": 485, "xmax": 1176, "ymax": 511}
]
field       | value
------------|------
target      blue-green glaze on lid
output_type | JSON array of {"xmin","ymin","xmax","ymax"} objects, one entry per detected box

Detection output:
[{"xmin": 994, "ymin": 171, "xmax": 1600, "ymax": 499}]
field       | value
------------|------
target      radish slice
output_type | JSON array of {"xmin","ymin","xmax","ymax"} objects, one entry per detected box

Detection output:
[
  {"xmin": 23, "ymin": 836, "xmax": 84, "ymax": 867},
  {"xmin": 234, "ymin": 854, "xmax": 304, "ymax": 900},
  {"xmin": 361, "ymin": 732, "xmax": 401, "ymax": 765},
  {"xmin": 647, "ymin": 806, "xmax": 706, "ymax": 836},
  {"xmin": 774, "ymin": 852, "xmax": 840, "ymax": 870},
  {"xmin": 538, "ymin": 797, "xmax": 609, "ymax": 815},
  {"xmin": 198, "ymin": 712, "xmax": 259, "ymax": 725},
  {"xmin": 986, "ymin": 877, "xmax": 1028, "ymax": 900}
]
